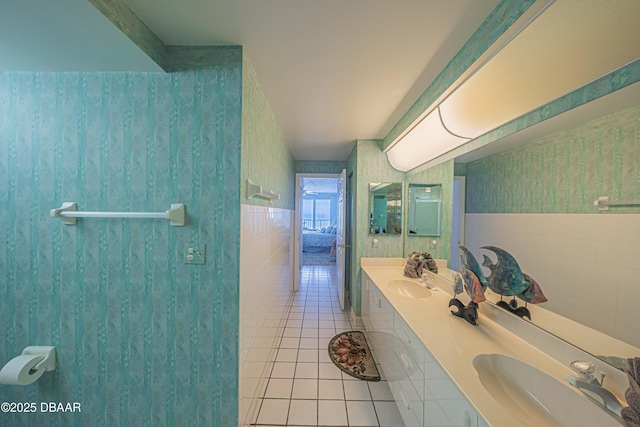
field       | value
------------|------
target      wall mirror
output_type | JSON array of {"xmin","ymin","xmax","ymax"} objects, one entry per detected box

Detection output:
[
  {"xmin": 369, "ymin": 182, "xmax": 402, "ymax": 235},
  {"xmin": 407, "ymin": 184, "xmax": 441, "ymax": 236},
  {"xmin": 442, "ymin": 83, "xmax": 640, "ymax": 369}
]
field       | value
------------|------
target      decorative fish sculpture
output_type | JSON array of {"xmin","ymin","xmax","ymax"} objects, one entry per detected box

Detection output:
[
  {"xmin": 480, "ymin": 246, "xmax": 529, "ymax": 296},
  {"xmin": 459, "ymin": 246, "xmax": 488, "ymax": 291},
  {"xmin": 517, "ymin": 273, "xmax": 547, "ymax": 304},
  {"xmin": 463, "ymin": 267, "xmax": 486, "ymax": 304}
]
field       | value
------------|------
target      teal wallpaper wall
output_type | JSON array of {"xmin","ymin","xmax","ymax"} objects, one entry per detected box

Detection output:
[
  {"xmin": 0, "ymin": 49, "xmax": 243, "ymax": 426},
  {"xmin": 406, "ymin": 160, "xmax": 454, "ymax": 262},
  {"xmin": 295, "ymin": 160, "xmax": 347, "ymax": 174},
  {"xmin": 349, "ymin": 140, "xmax": 404, "ymax": 316},
  {"xmin": 241, "ymin": 55, "xmax": 295, "ymax": 210},
  {"xmin": 466, "ymin": 104, "xmax": 640, "ymax": 214}
]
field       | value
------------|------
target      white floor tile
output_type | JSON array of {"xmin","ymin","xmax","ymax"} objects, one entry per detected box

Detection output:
[
  {"xmin": 302, "ymin": 320, "xmax": 319, "ymax": 328},
  {"xmin": 335, "ymin": 320, "xmax": 352, "ymax": 329},
  {"xmin": 319, "ymin": 320, "xmax": 335, "ymax": 329},
  {"xmin": 295, "ymin": 362, "xmax": 318, "ymax": 379},
  {"xmin": 318, "ymin": 400, "xmax": 348, "ymax": 426},
  {"xmin": 298, "ymin": 349, "xmax": 319, "ymax": 363},
  {"xmin": 264, "ymin": 378, "xmax": 293, "ymax": 399},
  {"xmin": 256, "ymin": 399, "xmax": 289, "ymax": 425},
  {"xmin": 318, "ymin": 349, "xmax": 333, "ymax": 363},
  {"xmin": 319, "ymin": 328, "xmax": 337, "ymax": 338},
  {"xmin": 270, "ymin": 362, "xmax": 296, "ymax": 379},
  {"xmin": 275, "ymin": 348, "xmax": 298, "ymax": 363},
  {"xmin": 318, "ymin": 363, "xmax": 342, "ymax": 380},
  {"xmin": 346, "ymin": 400, "xmax": 379, "ymax": 426},
  {"xmin": 344, "ymin": 380, "xmax": 371, "ymax": 400},
  {"xmin": 374, "ymin": 400, "xmax": 404, "ymax": 426},
  {"xmin": 368, "ymin": 381, "xmax": 394, "ymax": 401},
  {"xmin": 279, "ymin": 337, "xmax": 300, "ymax": 349},
  {"xmin": 299, "ymin": 337, "xmax": 319, "ymax": 349},
  {"xmin": 318, "ymin": 379, "xmax": 345, "ymax": 400},
  {"xmin": 301, "ymin": 329, "xmax": 319, "ymax": 338},
  {"xmin": 288, "ymin": 399, "xmax": 317, "ymax": 425},
  {"xmin": 283, "ymin": 327, "xmax": 302, "ymax": 337},
  {"xmin": 292, "ymin": 378, "xmax": 318, "ymax": 399},
  {"xmin": 254, "ymin": 266, "xmax": 398, "ymax": 427},
  {"xmin": 286, "ymin": 319, "xmax": 303, "ymax": 328}
]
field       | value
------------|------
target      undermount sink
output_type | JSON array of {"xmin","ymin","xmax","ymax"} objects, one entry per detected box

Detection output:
[
  {"xmin": 473, "ymin": 354, "xmax": 618, "ymax": 426},
  {"xmin": 387, "ymin": 280, "xmax": 431, "ymax": 299}
]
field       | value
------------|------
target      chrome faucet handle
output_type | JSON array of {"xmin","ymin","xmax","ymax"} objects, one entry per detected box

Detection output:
[{"xmin": 570, "ymin": 360, "xmax": 598, "ymax": 384}]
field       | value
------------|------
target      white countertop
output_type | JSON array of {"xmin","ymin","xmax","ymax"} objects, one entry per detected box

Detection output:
[{"xmin": 361, "ymin": 259, "xmax": 621, "ymax": 427}]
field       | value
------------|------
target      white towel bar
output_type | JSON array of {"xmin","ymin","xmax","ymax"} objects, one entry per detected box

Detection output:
[
  {"xmin": 246, "ymin": 179, "xmax": 280, "ymax": 203},
  {"xmin": 594, "ymin": 196, "xmax": 640, "ymax": 211},
  {"xmin": 50, "ymin": 202, "xmax": 185, "ymax": 226}
]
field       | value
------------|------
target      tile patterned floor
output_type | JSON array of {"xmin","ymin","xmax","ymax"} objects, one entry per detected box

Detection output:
[{"xmin": 254, "ymin": 265, "xmax": 404, "ymax": 427}]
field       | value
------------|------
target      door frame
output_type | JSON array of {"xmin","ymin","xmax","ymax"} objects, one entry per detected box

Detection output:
[{"xmin": 294, "ymin": 173, "xmax": 342, "ymax": 292}]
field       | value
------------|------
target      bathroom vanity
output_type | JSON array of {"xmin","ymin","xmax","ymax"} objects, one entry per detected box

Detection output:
[{"xmin": 361, "ymin": 258, "xmax": 624, "ymax": 427}]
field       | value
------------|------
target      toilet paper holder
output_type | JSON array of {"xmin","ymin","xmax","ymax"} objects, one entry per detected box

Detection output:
[{"xmin": 0, "ymin": 346, "xmax": 56, "ymax": 385}]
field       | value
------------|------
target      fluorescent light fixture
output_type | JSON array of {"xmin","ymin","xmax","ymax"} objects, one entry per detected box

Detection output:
[
  {"xmin": 386, "ymin": 0, "xmax": 640, "ymax": 172},
  {"xmin": 386, "ymin": 107, "xmax": 470, "ymax": 171}
]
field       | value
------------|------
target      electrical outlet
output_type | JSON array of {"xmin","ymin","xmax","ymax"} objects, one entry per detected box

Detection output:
[{"xmin": 184, "ymin": 245, "xmax": 206, "ymax": 264}]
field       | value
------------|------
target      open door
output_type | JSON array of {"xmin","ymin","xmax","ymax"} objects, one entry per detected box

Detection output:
[{"xmin": 336, "ymin": 169, "xmax": 347, "ymax": 310}]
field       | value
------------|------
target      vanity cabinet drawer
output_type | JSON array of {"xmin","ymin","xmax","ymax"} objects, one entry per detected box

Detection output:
[
  {"xmin": 393, "ymin": 345, "xmax": 425, "ymax": 406},
  {"xmin": 392, "ymin": 375, "xmax": 423, "ymax": 427},
  {"xmin": 394, "ymin": 311, "xmax": 426, "ymax": 374}
]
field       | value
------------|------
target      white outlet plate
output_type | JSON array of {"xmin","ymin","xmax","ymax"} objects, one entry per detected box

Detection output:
[{"xmin": 184, "ymin": 245, "xmax": 206, "ymax": 265}]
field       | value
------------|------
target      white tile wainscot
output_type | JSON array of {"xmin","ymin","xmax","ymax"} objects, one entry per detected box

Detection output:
[{"xmin": 360, "ymin": 258, "xmax": 622, "ymax": 427}]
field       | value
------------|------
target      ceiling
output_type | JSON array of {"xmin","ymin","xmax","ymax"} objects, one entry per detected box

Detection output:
[
  {"xmin": 1, "ymin": 0, "xmax": 500, "ymax": 161},
  {"xmin": 0, "ymin": 0, "xmax": 161, "ymax": 72}
]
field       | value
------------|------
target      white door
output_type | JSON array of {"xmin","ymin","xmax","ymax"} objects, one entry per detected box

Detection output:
[{"xmin": 336, "ymin": 169, "xmax": 347, "ymax": 310}]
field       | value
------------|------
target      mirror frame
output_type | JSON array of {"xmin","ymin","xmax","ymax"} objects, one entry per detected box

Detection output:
[
  {"xmin": 407, "ymin": 183, "xmax": 442, "ymax": 237},
  {"xmin": 368, "ymin": 182, "xmax": 402, "ymax": 235}
]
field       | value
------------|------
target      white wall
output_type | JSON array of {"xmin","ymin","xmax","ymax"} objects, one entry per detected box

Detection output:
[
  {"xmin": 465, "ymin": 213, "xmax": 640, "ymax": 348},
  {"xmin": 239, "ymin": 205, "xmax": 294, "ymax": 425}
]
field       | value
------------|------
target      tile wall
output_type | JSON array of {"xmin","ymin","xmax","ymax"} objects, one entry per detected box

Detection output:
[
  {"xmin": 239, "ymin": 204, "xmax": 294, "ymax": 425},
  {"xmin": 465, "ymin": 213, "xmax": 640, "ymax": 348}
]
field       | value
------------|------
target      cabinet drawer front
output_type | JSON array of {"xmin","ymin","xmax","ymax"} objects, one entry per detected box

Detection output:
[
  {"xmin": 394, "ymin": 346, "xmax": 425, "ymax": 404},
  {"xmin": 392, "ymin": 377, "xmax": 423, "ymax": 427},
  {"xmin": 394, "ymin": 312, "xmax": 425, "ymax": 374}
]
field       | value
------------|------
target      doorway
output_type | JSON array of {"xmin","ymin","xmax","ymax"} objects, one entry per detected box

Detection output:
[{"xmin": 294, "ymin": 173, "xmax": 341, "ymax": 291}]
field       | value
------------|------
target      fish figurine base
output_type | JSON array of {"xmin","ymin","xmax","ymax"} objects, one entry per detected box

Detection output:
[
  {"xmin": 449, "ymin": 298, "xmax": 479, "ymax": 325},
  {"xmin": 496, "ymin": 299, "xmax": 531, "ymax": 320}
]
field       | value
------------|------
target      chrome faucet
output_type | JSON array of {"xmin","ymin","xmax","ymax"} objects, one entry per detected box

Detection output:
[
  {"xmin": 419, "ymin": 272, "xmax": 437, "ymax": 290},
  {"xmin": 564, "ymin": 360, "xmax": 624, "ymax": 417}
]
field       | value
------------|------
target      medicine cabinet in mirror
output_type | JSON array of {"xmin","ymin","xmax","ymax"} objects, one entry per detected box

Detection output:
[
  {"xmin": 407, "ymin": 184, "xmax": 442, "ymax": 236},
  {"xmin": 369, "ymin": 182, "xmax": 402, "ymax": 235}
]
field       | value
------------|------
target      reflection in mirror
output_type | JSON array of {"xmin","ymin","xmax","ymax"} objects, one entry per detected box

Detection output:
[
  {"xmin": 369, "ymin": 182, "xmax": 402, "ymax": 235},
  {"xmin": 407, "ymin": 184, "xmax": 441, "ymax": 236},
  {"xmin": 440, "ymin": 241, "xmax": 640, "ymax": 369}
]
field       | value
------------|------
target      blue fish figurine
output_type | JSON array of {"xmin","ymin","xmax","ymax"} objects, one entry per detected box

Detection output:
[
  {"xmin": 462, "ymin": 267, "xmax": 486, "ymax": 304},
  {"xmin": 517, "ymin": 273, "xmax": 547, "ymax": 304},
  {"xmin": 480, "ymin": 246, "xmax": 529, "ymax": 296},
  {"xmin": 459, "ymin": 246, "xmax": 488, "ymax": 291}
]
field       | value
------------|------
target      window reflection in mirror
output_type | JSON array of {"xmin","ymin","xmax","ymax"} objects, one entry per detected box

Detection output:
[
  {"xmin": 408, "ymin": 184, "xmax": 441, "ymax": 236},
  {"xmin": 369, "ymin": 182, "xmax": 402, "ymax": 235}
]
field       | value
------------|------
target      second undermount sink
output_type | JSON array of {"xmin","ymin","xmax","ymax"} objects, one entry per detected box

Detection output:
[
  {"xmin": 387, "ymin": 280, "xmax": 431, "ymax": 299},
  {"xmin": 473, "ymin": 354, "xmax": 619, "ymax": 426}
]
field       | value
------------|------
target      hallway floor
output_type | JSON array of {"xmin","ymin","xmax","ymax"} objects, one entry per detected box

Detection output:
[{"xmin": 253, "ymin": 265, "xmax": 404, "ymax": 426}]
